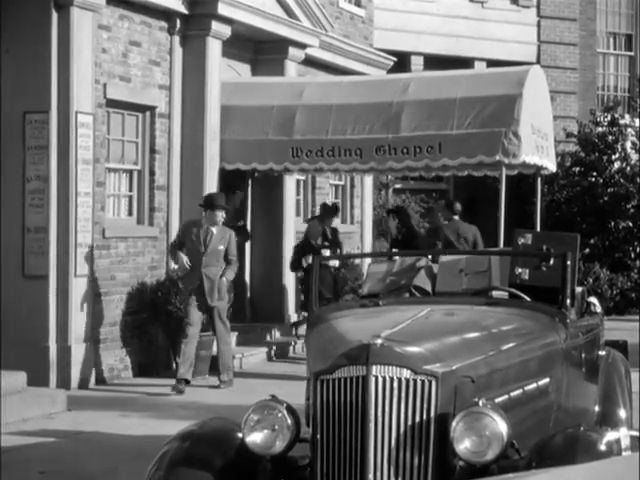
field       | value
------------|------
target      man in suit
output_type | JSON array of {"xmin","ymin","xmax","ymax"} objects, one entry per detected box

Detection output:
[
  {"xmin": 169, "ymin": 192, "xmax": 238, "ymax": 394},
  {"xmin": 441, "ymin": 200, "xmax": 485, "ymax": 250}
]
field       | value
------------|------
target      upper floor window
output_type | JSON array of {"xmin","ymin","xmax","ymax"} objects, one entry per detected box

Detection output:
[
  {"xmin": 329, "ymin": 173, "xmax": 355, "ymax": 225},
  {"xmin": 105, "ymin": 105, "xmax": 150, "ymax": 224},
  {"xmin": 339, "ymin": 0, "xmax": 365, "ymax": 17},
  {"xmin": 596, "ymin": 0, "xmax": 637, "ymax": 114}
]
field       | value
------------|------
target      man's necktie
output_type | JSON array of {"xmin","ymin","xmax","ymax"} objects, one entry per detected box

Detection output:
[{"xmin": 202, "ymin": 228, "xmax": 212, "ymax": 250}]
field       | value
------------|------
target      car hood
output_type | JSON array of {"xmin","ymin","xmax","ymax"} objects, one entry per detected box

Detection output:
[{"xmin": 306, "ymin": 302, "xmax": 563, "ymax": 376}]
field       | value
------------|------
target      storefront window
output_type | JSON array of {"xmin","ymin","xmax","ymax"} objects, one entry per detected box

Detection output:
[
  {"xmin": 105, "ymin": 107, "xmax": 149, "ymax": 224},
  {"xmin": 596, "ymin": 0, "xmax": 637, "ymax": 114},
  {"xmin": 295, "ymin": 174, "xmax": 315, "ymax": 220},
  {"xmin": 329, "ymin": 173, "xmax": 354, "ymax": 225}
]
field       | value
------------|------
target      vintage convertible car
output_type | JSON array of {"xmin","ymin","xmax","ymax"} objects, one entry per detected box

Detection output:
[{"xmin": 146, "ymin": 230, "xmax": 637, "ymax": 480}]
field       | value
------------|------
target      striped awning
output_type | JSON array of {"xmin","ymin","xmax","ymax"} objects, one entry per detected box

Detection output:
[{"xmin": 220, "ymin": 65, "xmax": 555, "ymax": 176}]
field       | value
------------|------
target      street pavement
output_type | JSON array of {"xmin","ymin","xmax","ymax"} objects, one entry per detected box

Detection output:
[
  {"xmin": 1, "ymin": 318, "xmax": 638, "ymax": 480},
  {"xmin": 1, "ymin": 357, "xmax": 308, "ymax": 480}
]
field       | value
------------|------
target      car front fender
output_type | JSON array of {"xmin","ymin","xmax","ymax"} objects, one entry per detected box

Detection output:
[
  {"xmin": 597, "ymin": 346, "xmax": 634, "ymax": 430},
  {"xmin": 145, "ymin": 417, "xmax": 308, "ymax": 480}
]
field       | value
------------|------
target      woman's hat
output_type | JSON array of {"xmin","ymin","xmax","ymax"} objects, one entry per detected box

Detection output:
[
  {"xmin": 199, "ymin": 192, "xmax": 228, "ymax": 211},
  {"xmin": 319, "ymin": 202, "xmax": 340, "ymax": 218}
]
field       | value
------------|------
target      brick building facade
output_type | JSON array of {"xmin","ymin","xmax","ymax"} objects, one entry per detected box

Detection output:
[
  {"xmin": 2, "ymin": 0, "xmax": 636, "ymax": 388},
  {"xmin": 1, "ymin": 0, "xmax": 391, "ymax": 388}
]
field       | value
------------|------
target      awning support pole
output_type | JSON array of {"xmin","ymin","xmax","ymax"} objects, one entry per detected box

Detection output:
[
  {"xmin": 535, "ymin": 172, "xmax": 542, "ymax": 231},
  {"xmin": 498, "ymin": 164, "xmax": 506, "ymax": 248},
  {"xmin": 385, "ymin": 174, "xmax": 393, "ymax": 247}
]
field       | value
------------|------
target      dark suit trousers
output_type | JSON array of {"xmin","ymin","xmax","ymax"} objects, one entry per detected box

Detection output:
[{"xmin": 176, "ymin": 284, "xmax": 233, "ymax": 383}]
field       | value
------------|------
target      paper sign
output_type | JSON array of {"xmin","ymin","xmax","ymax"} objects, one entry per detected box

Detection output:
[
  {"xmin": 75, "ymin": 112, "xmax": 94, "ymax": 276},
  {"xmin": 23, "ymin": 112, "xmax": 50, "ymax": 277}
]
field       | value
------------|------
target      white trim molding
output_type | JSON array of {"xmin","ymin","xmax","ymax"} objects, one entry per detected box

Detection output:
[
  {"xmin": 307, "ymin": 32, "xmax": 396, "ymax": 74},
  {"xmin": 280, "ymin": 0, "xmax": 334, "ymax": 32},
  {"xmin": 124, "ymin": 0, "xmax": 188, "ymax": 14},
  {"xmin": 104, "ymin": 82, "xmax": 164, "ymax": 106},
  {"xmin": 218, "ymin": 0, "xmax": 320, "ymax": 47},
  {"xmin": 55, "ymin": 0, "xmax": 106, "ymax": 12}
]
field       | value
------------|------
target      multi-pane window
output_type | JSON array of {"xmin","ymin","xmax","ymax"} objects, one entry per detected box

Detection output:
[
  {"xmin": 596, "ymin": 0, "xmax": 637, "ymax": 114},
  {"xmin": 329, "ymin": 173, "xmax": 355, "ymax": 224},
  {"xmin": 343, "ymin": 0, "xmax": 362, "ymax": 6},
  {"xmin": 295, "ymin": 174, "xmax": 315, "ymax": 220},
  {"xmin": 105, "ymin": 107, "xmax": 148, "ymax": 223}
]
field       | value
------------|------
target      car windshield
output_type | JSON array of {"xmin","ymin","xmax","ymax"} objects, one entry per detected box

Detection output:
[{"xmin": 302, "ymin": 249, "xmax": 569, "ymax": 311}]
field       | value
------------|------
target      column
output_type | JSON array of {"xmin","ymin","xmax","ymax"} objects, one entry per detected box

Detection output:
[
  {"xmin": 252, "ymin": 42, "xmax": 305, "ymax": 323},
  {"xmin": 360, "ymin": 174, "xmax": 374, "ymax": 273},
  {"xmin": 55, "ymin": 0, "xmax": 105, "ymax": 389},
  {"xmin": 167, "ymin": 16, "xmax": 183, "ymax": 247},
  {"xmin": 180, "ymin": 16, "xmax": 231, "ymax": 222}
]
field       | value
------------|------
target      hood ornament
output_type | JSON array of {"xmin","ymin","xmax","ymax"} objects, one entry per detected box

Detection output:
[{"xmin": 371, "ymin": 336, "xmax": 384, "ymax": 347}]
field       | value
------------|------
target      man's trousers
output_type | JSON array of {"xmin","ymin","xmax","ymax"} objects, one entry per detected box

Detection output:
[{"xmin": 175, "ymin": 285, "xmax": 233, "ymax": 383}]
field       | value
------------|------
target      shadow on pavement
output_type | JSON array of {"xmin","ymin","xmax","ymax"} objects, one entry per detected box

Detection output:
[
  {"xmin": 234, "ymin": 371, "xmax": 306, "ymax": 381},
  {"xmin": 67, "ymin": 395, "xmax": 254, "ymax": 422},
  {"xmin": 1, "ymin": 430, "xmax": 166, "ymax": 480}
]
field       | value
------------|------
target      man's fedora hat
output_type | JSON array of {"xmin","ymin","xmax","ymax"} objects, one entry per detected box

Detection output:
[{"xmin": 199, "ymin": 192, "xmax": 228, "ymax": 211}]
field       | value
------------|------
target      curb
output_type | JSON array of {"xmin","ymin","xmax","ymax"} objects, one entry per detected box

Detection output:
[{"xmin": 605, "ymin": 316, "xmax": 639, "ymax": 323}]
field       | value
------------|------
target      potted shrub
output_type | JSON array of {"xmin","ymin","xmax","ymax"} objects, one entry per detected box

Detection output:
[
  {"xmin": 121, "ymin": 280, "xmax": 173, "ymax": 377},
  {"xmin": 148, "ymin": 276, "xmax": 216, "ymax": 379}
]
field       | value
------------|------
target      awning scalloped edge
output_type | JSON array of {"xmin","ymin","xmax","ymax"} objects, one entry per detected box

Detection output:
[{"xmin": 221, "ymin": 154, "xmax": 556, "ymax": 176}]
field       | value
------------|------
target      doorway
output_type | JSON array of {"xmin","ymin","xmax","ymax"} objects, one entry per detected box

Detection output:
[{"xmin": 219, "ymin": 169, "xmax": 251, "ymax": 323}]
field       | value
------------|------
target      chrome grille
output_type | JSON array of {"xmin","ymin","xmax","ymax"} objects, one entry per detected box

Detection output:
[{"xmin": 314, "ymin": 365, "xmax": 437, "ymax": 480}]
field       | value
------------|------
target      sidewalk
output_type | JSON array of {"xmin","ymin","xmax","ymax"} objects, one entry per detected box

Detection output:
[
  {"xmin": 1, "ymin": 357, "xmax": 307, "ymax": 480},
  {"xmin": 606, "ymin": 315, "xmax": 639, "ymax": 323}
]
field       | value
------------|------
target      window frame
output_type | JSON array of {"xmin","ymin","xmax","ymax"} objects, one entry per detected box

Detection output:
[
  {"xmin": 294, "ymin": 174, "xmax": 315, "ymax": 221},
  {"xmin": 596, "ymin": 0, "xmax": 637, "ymax": 113},
  {"xmin": 338, "ymin": 0, "xmax": 365, "ymax": 17},
  {"xmin": 104, "ymin": 104, "xmax": 151, "ymax": 226},
  {"xmin": 104, "ymin": 106, "xmax": 151, "ymax": 226},
  {"xmin": 329, "ymin": 173, "xmax": 355, "ymax": 226}
]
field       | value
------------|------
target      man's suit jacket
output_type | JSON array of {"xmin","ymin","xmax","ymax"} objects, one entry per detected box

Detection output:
[
  {"xmin": 170, "ymin": 219, "xmax": 238, "ymax": 306},
  {"xmin": 442, "ymin": 218, "xmax": 484, "ymax": 250}
]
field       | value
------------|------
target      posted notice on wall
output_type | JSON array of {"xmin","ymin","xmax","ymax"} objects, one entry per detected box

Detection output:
[
  {"xmin": 75, "ymin": 112, "xmax": 94, "ymax": 277},
  {"xmin": 23, "ymin": 112, "xmax": 50, "ymax": 277}
]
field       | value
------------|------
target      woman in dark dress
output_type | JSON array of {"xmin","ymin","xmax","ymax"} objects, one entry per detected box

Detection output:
[{"xmin": 290, "ymin": 203, "xmax": 343, "ymax": 312}]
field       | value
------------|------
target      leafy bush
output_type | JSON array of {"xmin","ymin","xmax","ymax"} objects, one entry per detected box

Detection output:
[
  {"xmin": 148, "ymin": 276, "xmax": 189, "ymax": 362},
  {"xmin": 545, "ymin": 105, "xmax": 639, "ymax": 314},
  {"xmin": 581, "ymin": 263, "xmax": 639, "ymax": 316},
  {"xmin": 373, "ymin": 182, "xmax": 442, "ymax": 240},
  {"xmin": 120, "ymin": 276, "xmax": 188, "ymax": 377}
]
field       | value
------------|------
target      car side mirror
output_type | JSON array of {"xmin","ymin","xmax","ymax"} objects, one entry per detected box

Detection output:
[{"xmin": 584, "ymin": 296, "xmax": 603, "ymax": 315}]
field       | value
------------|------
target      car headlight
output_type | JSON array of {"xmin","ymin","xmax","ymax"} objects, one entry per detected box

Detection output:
[
  {"xmin": 241, "ymin": 396, "xmax": 300, "ymax": 457},
  {"xmin": 450, "ymin": 403, "xmax": 510, "ymax": 465}
]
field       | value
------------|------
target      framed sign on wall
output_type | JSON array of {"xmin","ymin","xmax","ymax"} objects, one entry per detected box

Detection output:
[
  {"xmin": 23, "ymin": 111, "xmax": 50, "ymax": 277},
  {"xmin": 75, "ymin": 111, "xmax": 95, "ymax": 277}
]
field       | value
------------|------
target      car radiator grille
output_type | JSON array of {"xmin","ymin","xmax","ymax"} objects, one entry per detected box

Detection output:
[{"xmin": 313, "ymin": 365, "xmax": 437, "ymax": 480}]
